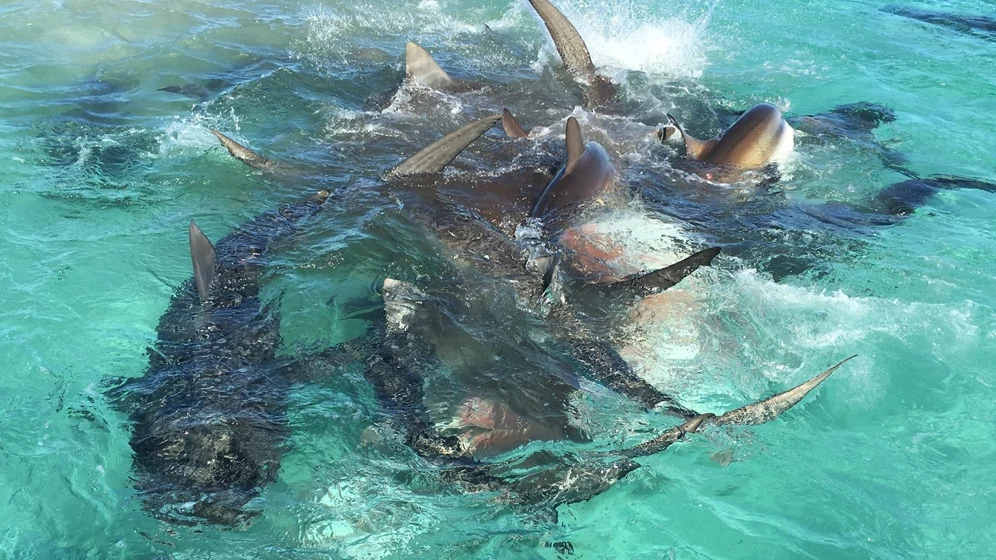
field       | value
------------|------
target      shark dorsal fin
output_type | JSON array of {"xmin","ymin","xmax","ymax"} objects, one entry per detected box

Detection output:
[
  {"xmin": 502, "ymin": 108, "xmax": 529, "ymax": 138},
  {"xmin": 210, "ymin": 130, "xmax": 271, "ymax": 169},
  {"xmin": 388, "ymin": 114, "xmax": 501, "ymax": 177},
  {"xmin": 666, "ymin": 114, "xmax": 717, "ymax": 161},
  {"xmin": 605, "ymin": 247, "xmax": 720, "ymax": 297},
  {"xmin": 405, "ymin": 41, "xmax": 456, "ymax": 90},
  {"xmin": 189, "ymin": 221, "xmax": 217, "ymax": 302},
  {"xmin": 527, "ymin": 0, "xmax": 598, "ymax": 79},
  {"xmin": 564, "ymin": 117, "xmax": 584, "ymax": 174}
]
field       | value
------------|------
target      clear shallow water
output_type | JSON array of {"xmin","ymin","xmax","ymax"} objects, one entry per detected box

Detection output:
[{"xmin": 1, "ymin": 0, "xmax": 994, "ymax": 558}]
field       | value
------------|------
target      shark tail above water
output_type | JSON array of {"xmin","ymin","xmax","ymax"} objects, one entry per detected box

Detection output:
[
  {"xmin": 210, "ymin": 130, "xmax": 273, "ymax": 169},
  {"xmin": 526, "ymin": 0, "xmax": 619, "ymax": 109}
]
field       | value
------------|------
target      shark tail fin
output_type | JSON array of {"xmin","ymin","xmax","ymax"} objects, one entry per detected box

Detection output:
[
  {"xmin": 405, "ymin": 41, "xmax": 456, "ymax": 89},
  {"xmin": 210, "ymin": 130, "xmax": 271, "ymax": 169},
  {"xmin": 666, "ymin": 114, "xmax": 716, "ymax": 161},
  {"xmin": 388, "ymin": 114, "xmax": 501, "ymax": 177},
  {"xmin": 502, "ymin": 108, "xmax": 529, "ymax": 138},
  {"xmin": 604, "ymin": 247, "xmax": 721, "ymax": 297},
  {"xmin": 189, "ymin": 221, "xmax": 217, "ymax": 301},
  {"xmin": 527, "ymin": 0, "xmax": 598, "ymax": 79},
  {"xmin": 711, "ymin": 355, "xmax": 857, "ymax": 426},
  {"xmin": 564, "ymin": 117, "xmax": 584, "ymax": 173}
]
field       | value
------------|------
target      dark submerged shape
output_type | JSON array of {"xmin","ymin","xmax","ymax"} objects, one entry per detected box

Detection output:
[
  {"xmin": 884, "ymin": 5, "xmax": 996, "ymax": 40},
  {"xmin": 357, "ymin": 277, "xmax": 855, "ymax": 511},
  {"xmin": 108, "ymin": 192, "xmax": 329, "ymax": 526}
]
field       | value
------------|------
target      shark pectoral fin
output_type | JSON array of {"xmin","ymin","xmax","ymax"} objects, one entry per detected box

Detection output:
[
  {"xmin": 564, "ymin": 117, "xmax": 584, "ymax": 174},
  {"xmin": 666, "ymin": 114, "xmax": 715, "ymax": 161},
  {"xmin": 388, "ymin": 113, "xmax": 501, "ymax": 177},
  {"xmin": 210, "ymin": 130, "xmax": 271, "ymax": 169},
  {"xmin": 527, "ymin": 0, "xmax": 598, "ymax": 79},
  {"xmin": 710, "ymin": 355, "xmax": 857, "ymax": 426},
  {"xmin": 188, "ymin": 221, "xmax": 217, "ymax": 301},
  {"xmin": 502, "ymin": 108, "xmax": 529, "ymax": 138},
  {"xmin": 604, "ymin": 247, "xmax": 721, "ymax": 298},
  {"xmin": 405, "ymin": 41, "xmax": 456, "ymax": 90}
]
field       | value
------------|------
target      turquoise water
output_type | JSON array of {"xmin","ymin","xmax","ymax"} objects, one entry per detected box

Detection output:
[{"xmin": 1, "ymin": 0, "xmax": 994, "ymax": 557}]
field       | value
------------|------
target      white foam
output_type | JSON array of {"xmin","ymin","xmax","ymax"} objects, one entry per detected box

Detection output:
[
  {"xmin": 157, "ymin": 116, "xmax": 226, "ymax": 157},
  {"xmin": 533, "ymin": 0, "xmax": 716, "ymax": 79}
]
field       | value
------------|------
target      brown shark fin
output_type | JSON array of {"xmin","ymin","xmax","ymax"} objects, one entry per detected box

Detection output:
[
  {"xmin": 188, "ymin": 221, "xmax": 217, "ymax": 302},
  {"xmin": 527, "ymin": 0, "xmax": 598, "ymax": 79},
  {"xmin": 210, "ymin": 130, "xmax": 271, "ymax": 169},
  {"xmin": 711, "ymin": 356, "xmax": 857, "ymax": 426},
  {"xmin": 666, "ymin": 114, "xmax": 717, "ymax": 161},
  {"xmin": 405, "ymin": 41, "xmax": 456, "ymax": 90},
  {"xmin": 603, "ymin": 247, "xmax": 721, "ymax": 298},
  {"xmin": 502, "ymin": 108, "xmax": 529, "ymax": 138},
  {"xmin": 388, "ymin": 114, "xmax": 501, "ymax": 177},
  {"xmin": 564, "ymin": 116, "xmax": 584, "ymax": 174}
]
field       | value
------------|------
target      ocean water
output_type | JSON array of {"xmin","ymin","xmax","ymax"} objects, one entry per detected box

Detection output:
[{"xmin": 1, "ymin": 0, "xmax": 994, "ymax": 557}]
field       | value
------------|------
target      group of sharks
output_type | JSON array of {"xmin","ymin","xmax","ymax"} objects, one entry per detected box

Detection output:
[{"xmin": 108, "ymin": 0, "xmax": 993, "ymax": 528}]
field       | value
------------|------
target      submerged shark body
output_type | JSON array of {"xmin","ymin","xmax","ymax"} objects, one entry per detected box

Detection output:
[
  {"xmin": 360, "ymin": 276, "xmax": 853, "ymax": 510},
  {"xmin": 110, "ymin": 193, "xmax": 329, "ymax": 525}
]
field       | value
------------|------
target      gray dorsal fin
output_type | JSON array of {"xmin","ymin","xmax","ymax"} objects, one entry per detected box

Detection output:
[
  {"xmin": 564, "ymin": 117, "xmax": 584, "ymax": 174},
  {"xmin": 405, "ymin": 41, "xmax": 456, "ymax": 89},
  {"xmin": 388, "ymin": 114, "xmax": 501, "ymax": 178},
  {"xmin": 210, "ymin": 130, "xmax": 271, "ymax": 169},
  {"xmin": 188, "ymin": 221, "xmax": 217, "ymax": 301},
  {"xmin": 604, "ymin": 247, "xmax": 720, "ymax": 298},
  {"xmin": 666, "ymin": 114, "xmax": 716, "ymax": 161},
  {"xmin": 527, "ymin": 0, "xmax": 598, "ymax": 79},
  {"xmin": 710, "ymin": 356, "xmax": 857, "ymax": 426},
  {"xmin": 502, "ymin": 108, "xmax": 529, "ymax": 138}
]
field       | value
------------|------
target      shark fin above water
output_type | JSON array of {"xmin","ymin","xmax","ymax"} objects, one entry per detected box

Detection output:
[
  {"xmin": 530, "ymin": 117, "xmax": 615, "ymax": 224},
  {"xmin": 602, "ymin": 246, "xmax": 721, "ymax": 297},
  {"xmin": 564, "ymin": 116, "xmax": 584, "ymax": 173},
  {"xmin": 210, "ymin": 130, "xmax": 272, "ymax": 169},
  {"xmin": 388, "ymin": 113, "xmax": 501, "ymax": 177},
  {"xmin": 526, "ymin": 0, "xmax": 618, "ymax": 109},
  {"xmin": 502, "ymin": 108, "xmax": 529, "ymax": 138},
  {"xmin": 527, "ymin": 0, "xmax": 597, "ymax": 79},
  {"xmin": 188, "ymin": 221, "xmax": 217, "ymax": 301},
  {"xmin": 406, "ymin": 41, "xmax": 457, "ymax": 90}
]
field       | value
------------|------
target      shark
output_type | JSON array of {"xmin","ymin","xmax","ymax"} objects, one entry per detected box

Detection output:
[
  {"xmin": 108, "ymin": 192, "xmax": 331, "ymax": 526},
  {"xmin": 358, "ymin": 275, "xmax": 855, "ymax": 511}
]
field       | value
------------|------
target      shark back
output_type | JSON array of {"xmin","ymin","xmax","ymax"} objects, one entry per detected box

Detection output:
[{"xmin": 112, "ymin": 192, "xmax": 328, "ymax": 525}]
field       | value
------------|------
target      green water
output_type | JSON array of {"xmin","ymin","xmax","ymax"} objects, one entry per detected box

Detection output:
[{"xmin": 1, "ymin": 0, "xmax": 994, "ymax": 557}]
